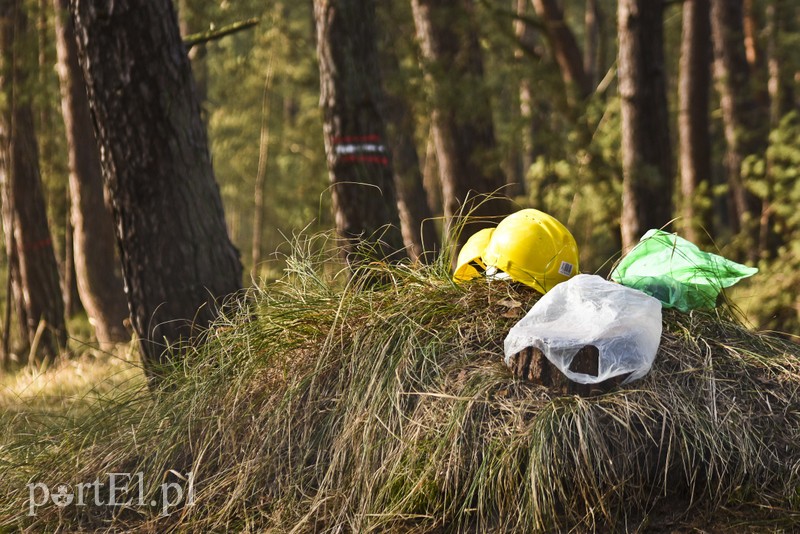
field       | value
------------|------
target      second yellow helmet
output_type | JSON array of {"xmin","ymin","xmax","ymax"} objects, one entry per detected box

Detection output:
[{"xmin": 453, "ymin": 209, "xmax": 579, "ymax": 294}]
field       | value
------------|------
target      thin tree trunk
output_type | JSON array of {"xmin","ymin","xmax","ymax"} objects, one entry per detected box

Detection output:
[
  {"xmin": 421, "ymin": 128, "xmax": 441, "ymax": 217},
  {"xmin": 531, "ymin": 0, "xmax": 591, "ymax": 101},
  {"xmin": 618, "ymin": 0, "xmax": 673, "ymax": 251},
  {"xmin": 515, "ymin": 0, "xmax": 537, "ymax": 197},
  {"xmin": 678, "ymin": 0, "xmax": 713, "ymax": 246},
  {"xmin": 314, "ymin": 0, "xmax": 407, "ymax": 269},
  {"xmin": 0, "ymin": 0, "xmax": 66, "ymax": 362},
  {"xmin": 378, "ymin": 4, "xmax": 439, "ymax": 263},
  {"xmin": 54, "ymin": 0, "xmax": 128, "ymax": 346},
  {"xmin": 742, "ymin": 0, "xmax": 760, "ymax": 70},
  {"xmin": 584, "ymin": 0, "xmax": 601, "ymax": 90},
  {"xmin": 411, "ymin": 0, "xmax": 510, "ymax": 252},
  {"xmin": 0, "ymin": 185, "xmax": 28, "ymax": 357},
  {"xmin": 62, "ymin": 193, "xmax": 82, "ymax": 318},
  {"xmin": 710, "ymin": 0, "xmax": 764, "ymax": 246},
  {"xmin": 251, "ymin": 60, "xmax": 274, "ymax": 279},
  {"xmin": 71, "ymin": 0, "xmax": 243, "ymax": 380}
]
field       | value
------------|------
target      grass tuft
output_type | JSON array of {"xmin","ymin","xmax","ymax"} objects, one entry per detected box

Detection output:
[{"xmin": 1, "ymin": 250, "xmax": 799, "ymax": 532}]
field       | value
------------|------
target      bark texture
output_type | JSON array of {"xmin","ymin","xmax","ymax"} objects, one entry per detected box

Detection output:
[
  {"xmin": 70, "ymin": 0, "xmax": 243, "ymax": 377},
  {"xmin": 618, "ymin": 0, "xmax": 673, "ymax": 251},
  {"xmin": 678, "ymin": 0, "xmax": 713, "ymax": 245},
  {"xmin": 54, "ymin": 0, "xmax": 128, "ymax": 346},
  {"xmin": 0, "ymin": 0, "xmax": 66, "ymax": 361},
  {"xmin": 314, "ymin": 0, "xmax": 407, "ymax": 267},
  {"xmin": 710, "ymin": 0, "xmax": 764, "ymax": 238},
  {"xmin": 411, "ymin": 0, "xmax": 510, "ymax": 250}
]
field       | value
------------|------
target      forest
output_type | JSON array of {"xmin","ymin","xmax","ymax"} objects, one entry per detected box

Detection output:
[{"xmin": 0, "ymin": 0, "xmax": 799, "ymax": 531}]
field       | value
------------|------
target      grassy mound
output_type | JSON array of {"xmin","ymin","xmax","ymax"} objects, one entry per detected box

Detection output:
[{"xmin": 1, "ymin": 260, "xmax": 799, "ymax": 532}]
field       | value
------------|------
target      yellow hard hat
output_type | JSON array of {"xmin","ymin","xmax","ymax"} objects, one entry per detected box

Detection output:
[
  {"xmin": 452, "ymin": 210, "xmax": 579, "ymax": 293},
  {"xmin": 453, "ymin": 227, "xmax": 495, "ymax": 282},
  {"xmin": 482, "ymin": 209, "xmax": 579, "ymax": 293}
]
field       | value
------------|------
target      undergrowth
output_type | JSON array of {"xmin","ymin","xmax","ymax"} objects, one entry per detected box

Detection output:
[{"xmin": 1, "ymin": 249, "xmax": 799, "ymax": 532}]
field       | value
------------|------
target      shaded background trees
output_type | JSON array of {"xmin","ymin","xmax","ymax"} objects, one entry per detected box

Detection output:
[{"xmin": 0, "ymin": 0, "xmax": 798, "ymax": 366}]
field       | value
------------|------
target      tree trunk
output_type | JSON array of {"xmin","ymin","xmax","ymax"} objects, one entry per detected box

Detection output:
[
  {"xmin": 0, "ymin": 0, "xmax": 67, "ymax": 362},
  {"xmin": 314, "ymin": 0, "xmax": 407, "ymax": 269},
  {"xmin": 710, "ymin": 0, "xmax": 764, "ymax": 243},
  {"xmin": 742, "ymin": 0, "xmax": 761, "ymax": 70},
  {"xmin": 251, "ymin": 61, "xmax": 275, "ymax": 280},
  {"xmin": 766, "ymin": 1, "xmax": 795, "ymax": 127},
  {"xmin": 678, "ymin": 0, "xmax": 713, "ymax": 246},
  {"xmin": 378, "ymin": 5, "xmax": 439, "ymax": 263},
  {"xmin": 618, "ymin": 0, "xmax": 673, "ymax": 251},
  {"xmin": 411, "ymin": 0, "xmax": 510, "ymax": 251},
  {"xmin": 531, "ymin": 0, "xmax": 591, "ymax": 101},
  {"xmin": 54, "ymin": 0, "xmax": 128, "ymax": 346},
  {"xmin": 0, "ymin": 182, "xmax": 28, "ymax": 356},
  {"xmin": 70, "ymin": 0, "xmax": 243, "ymax": 380},
  {"xmin": 584, "ymin": 0, "xmax": 601, "ymax": 90},
  {"xmin": 515, "ymin": 0, "xmax": 537, "ymax": 197},
  {"xmin": 421, "ymin": 128, "xmax": 441, "ymax": 217}
]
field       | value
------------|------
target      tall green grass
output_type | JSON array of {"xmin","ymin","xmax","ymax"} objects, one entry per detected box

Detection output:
[{"xmin": 1, "ymin": 245, "xmax": 799, "ymax": 532}]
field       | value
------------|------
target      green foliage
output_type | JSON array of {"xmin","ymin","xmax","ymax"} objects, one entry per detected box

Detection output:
[
  {"xmin": 525, "ymin": 96, "xmax": 623, "ymax": 274},
  {"xmin": 204, "ymin": 1, "xmax": 330, "ymax": 278},
  {"xmin": 741, "ymin": 112, "xmax": 800, "ymax": 335}
]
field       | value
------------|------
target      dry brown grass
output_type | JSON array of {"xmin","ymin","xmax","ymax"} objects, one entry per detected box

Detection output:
[{"xmin": 1, "ymin": 257, "xmax": 799, "ymax": 532}]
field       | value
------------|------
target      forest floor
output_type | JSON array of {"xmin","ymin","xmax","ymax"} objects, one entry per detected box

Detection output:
[{"xmin": 0, "ymin": 263, "xmax": 799, "ymax": 532}]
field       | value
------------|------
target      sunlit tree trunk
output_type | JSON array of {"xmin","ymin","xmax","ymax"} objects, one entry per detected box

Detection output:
[
  {"xmin": 71, "ymin": 0, "xmax": 244, "ymax": 381},
  {"xmin": 678, "ymin": 0, "xmax": 713, "ymax": 246},
  {"xmin": 411, "ymin": 0, "xmax": 510, "ymax": 251},
  {"xmin": 315, "ymin": 0, "xmax": 406, "ymax": 268},
  {"xmin": 618, "ymin": 0, "xmax": 673, "ymax": 251},
  {"xmin": 0, "ymin": 0, "xmax": 66, "ymax": 362},
  {"xmin": 515, "ymin": 0, "xmax": 538, "ymax": 197},
  {"xmin": 54, "ymin": 0, "xmax": 128, "ymax": 346}
]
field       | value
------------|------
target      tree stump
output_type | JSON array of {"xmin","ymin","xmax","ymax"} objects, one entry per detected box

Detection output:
[{"xmin": 507, "ymin": 345, "xmax": 629, "ymax": 397}]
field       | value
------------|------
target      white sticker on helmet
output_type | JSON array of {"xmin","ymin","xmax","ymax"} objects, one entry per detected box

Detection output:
[{"xmin": 558, "ymin": 261, "xmax": 574, "ymax": 276}]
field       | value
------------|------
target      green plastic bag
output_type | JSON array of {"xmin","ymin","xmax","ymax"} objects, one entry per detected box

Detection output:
[{"xmin": 610, "ymin": 229, "xmax": 758, "ymax": 312}]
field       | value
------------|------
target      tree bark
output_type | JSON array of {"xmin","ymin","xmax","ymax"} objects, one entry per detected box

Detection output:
[
  {"xmin": 678, "ymin": 0, "xmax": 713, "ymax": 246},
  {"xmin": 314, "ymin": 0, "xmax": 406, "ymax": 268},
  {"xmin": 411, "ymin": 0, "xmax": 510, "ymax": 251},
  {"xmin": 710, "ymin": 0, "xmax": 764, "ymax": 241},
  {"xmin": 0, "ymin": 0, "xmax": 67, "ymax": 362},
  {"xmin": 70, "ymin": 0, "xmax": 243, "ymax": 379},
  {"xmin": 531, "ymin": 0, "xmax": 591, "ymax": 101},
  {"xmin": 618, "ymin": 0, "xmax": 673, "ymax": 251},
  {"xmin": 54, "ymin": 0, "xmax": 128, "ymax": 346}
]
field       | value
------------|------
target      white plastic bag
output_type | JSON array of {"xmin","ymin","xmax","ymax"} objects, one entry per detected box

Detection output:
[{"xmin": 504, "ymin": 274, "xmax": 662, "ymax": 384}]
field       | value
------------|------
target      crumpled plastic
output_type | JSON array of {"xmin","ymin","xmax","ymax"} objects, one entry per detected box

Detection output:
[
  {"xmin": 611, "ymin": 229, "xmax": 758, "ymax": 312},
  {"xmin": 504, "ymin": 274, "xmax": 662, "ymax": 385}
]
